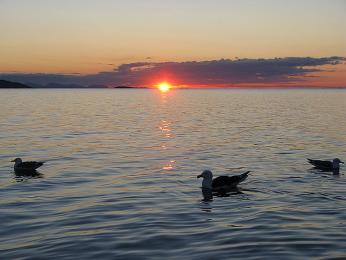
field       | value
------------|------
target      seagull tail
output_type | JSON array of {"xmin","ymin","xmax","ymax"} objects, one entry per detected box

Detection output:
[
  {"xmin": 37, "ymin": 162, "xmax": 45, "ymax": 168},
  {"xmin": 239, "ymin": 171, "xmax": 251, "ymax": 183},
  {"xmin": 307, "ymin": 159, "xmax": 315, "ymax": 165}
]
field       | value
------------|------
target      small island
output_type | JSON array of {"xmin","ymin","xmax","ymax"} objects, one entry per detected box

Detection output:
[
  {"xmin": 114, "ymin": 86, "xmax": 133, "ymax": 89},
  {"xmin": 0, "ymin": 80, "xmax": 31, "ymax": 88}
]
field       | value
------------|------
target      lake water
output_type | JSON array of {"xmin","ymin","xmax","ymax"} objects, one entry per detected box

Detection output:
[{"xmin": 1, "ymin": 89, "xmax": 346, "ymax": 259}]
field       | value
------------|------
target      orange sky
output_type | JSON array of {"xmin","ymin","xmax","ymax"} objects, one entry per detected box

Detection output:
[{"xmin": 0, "ymin": 0, "xmax": 345, "ymax": 87}]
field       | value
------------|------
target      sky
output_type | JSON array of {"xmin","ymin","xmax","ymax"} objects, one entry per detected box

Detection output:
[{"xmin": 0, "ymin": 0, "xmax": 345, "ymax": 87}]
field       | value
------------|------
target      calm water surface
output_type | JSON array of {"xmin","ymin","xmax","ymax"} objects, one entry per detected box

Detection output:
[{"xmin": 1, "ymin": 89, "xmax": 346, "ymax": 259}]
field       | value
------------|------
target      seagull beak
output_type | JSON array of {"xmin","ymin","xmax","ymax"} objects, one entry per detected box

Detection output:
[
  {"xmin": 11, "ymin": 159, "xmax": 15, "ymax": 162},
  {"xmin": 197, "ymin": 174, "xmax": 202, "ymax": 178},
  {"xmin": 341, "ymin": 161, "xmax": 344, "ymax": 164}
]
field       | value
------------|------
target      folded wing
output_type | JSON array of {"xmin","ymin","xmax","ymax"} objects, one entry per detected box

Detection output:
[
  {"xmin": 212, "ymin": 171, "xmax": 250, "ymax": 189},
  {"xmin": 307, "ymin": 159, "xmax": 332, "ymax": 169},
  {"xmin": 20, "ymin": 161, "xmax": 44, "ymax": 170}
]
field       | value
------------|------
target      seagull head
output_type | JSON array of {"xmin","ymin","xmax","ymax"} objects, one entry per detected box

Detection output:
[
  {"xmin": 11, "ymin": 158, "xmax": 22, "ymax": 163},
  {"xmin": 333, "ymin": 158, "xmax": 344, "ymax": 164},
  {"xmin": 198, "ymin": 170, "xmax": 213, "ymax": 189},
  {"xmin": 197, "ymin": 170, "xmax": 213, "ymax": 179},
  {"xmin": 332, "ymin": 158, "xmax": 344, "ymax": 170}
]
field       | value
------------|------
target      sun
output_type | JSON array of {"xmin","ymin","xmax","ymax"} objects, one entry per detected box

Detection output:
[{"xmin": 157, "ymin": 82, "xmax": 171, "ymax": 92}]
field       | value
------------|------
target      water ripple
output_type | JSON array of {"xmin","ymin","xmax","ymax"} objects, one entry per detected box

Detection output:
[{"xmin": 1, "ymin": 89, "xmax": 346, "ymax": 259}]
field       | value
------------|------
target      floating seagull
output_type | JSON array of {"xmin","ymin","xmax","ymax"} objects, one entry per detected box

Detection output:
[
  {"xmin": 197, "ymin": 170, "xmax": 250, "ymax": 193},
  {"xmin": 307, "ymin": 158, "xmax": 344, "ymax": 172},
  {"xmin": 11, "ymin": 158, "xmax": 44, "ymax": 172}
]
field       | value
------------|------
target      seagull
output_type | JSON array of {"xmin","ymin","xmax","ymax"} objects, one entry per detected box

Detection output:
[
  {"xmin": 11, "ymin": 158, "xmax": 44, "ymax": 172},
  {"xmin": 197, "ymin": 170, "xmax": 250, "ymax": 193},
  {"xmin": 307, "ymin": 158, "xmax": 344, "ymax": 172}
]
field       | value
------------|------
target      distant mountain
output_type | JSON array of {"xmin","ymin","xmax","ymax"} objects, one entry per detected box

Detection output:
[
  {"xmin": 87, "ymin": 84, "xmax": 108, "ymax": 88},
  {"xmin": 0, "ymin": 79, "xmax": 151, "ymax": 89},
  {"xmin": 44, "ymin": 83, "xmax": 87, "ymax": 88},
  {"xmin": 114, "ymin": 86, "xmax": 150, "ymax": 89},
  {"xmin": 114, "ymin": 86, "xmax": 133, "ymax": 88},
  {"xmin": 0, "ymin": 79, "xmax": 31, "ymax": 88}
]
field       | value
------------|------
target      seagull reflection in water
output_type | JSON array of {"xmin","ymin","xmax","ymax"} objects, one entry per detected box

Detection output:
[
  {"xmin": 13, "ymin": 170, "xmax": 44, "ymax": 182},
  {"xmin": 201, "ymin": 186, "xmax": 243, "ymax": 202},
  {"xmin": 308, "ymin": 168, "xmax": 341, "ymax": 176}
]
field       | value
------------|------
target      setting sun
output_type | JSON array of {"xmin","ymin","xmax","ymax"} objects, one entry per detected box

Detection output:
[{"xmin": 158, "ymin": 82, "xmax": 171, "ymax": 92}]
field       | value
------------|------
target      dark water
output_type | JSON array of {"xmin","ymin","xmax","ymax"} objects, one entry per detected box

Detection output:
[{"xmin": 1, "ymin": 89, "xmax": 346, "ymax": 259}]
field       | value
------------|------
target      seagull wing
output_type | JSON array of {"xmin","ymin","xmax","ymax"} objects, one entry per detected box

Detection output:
[
  {"xmin": 228, "ymin": 171, "xmax": 250, "ymax": 185},
  {"xmin": 20, "ymin": 161, "xmax": 44, "ymax": 169},
  {"xmin": 307, "ymin": 159, "xmax": 332, "ymax": 169},
  {"xmin": 212, "ymin": 176, "xmax": 230, "ymax": 188},
  {"xmin": 212, "ymin": 171, "xmax": 250, "ymax": 188}
]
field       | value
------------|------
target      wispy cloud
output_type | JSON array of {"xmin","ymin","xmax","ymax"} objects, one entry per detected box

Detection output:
[{"xmin": 1, "ymin": 57, "xmax": 345, "ymax": 87}]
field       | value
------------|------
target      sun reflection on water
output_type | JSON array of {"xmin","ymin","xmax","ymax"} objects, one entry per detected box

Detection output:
[
  {"xmin": 159, "ymin": 119, "xmax": 176, "ymax": 171},
  {"xmin": 162, "ymin": 160, "xmax": 176, "ymax": 170},
  {"xmin": 159, "ymin": 120, "xmax": 172, "ymax": 138},
  {"xmin": 157, "ymin": 92, "xmax": 177, "ymax": 171}
]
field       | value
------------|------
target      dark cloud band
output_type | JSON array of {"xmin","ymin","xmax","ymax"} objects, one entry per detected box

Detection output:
[{"xmin": 1, "ymin": 56, "xmax": 344, "ymax": 87}]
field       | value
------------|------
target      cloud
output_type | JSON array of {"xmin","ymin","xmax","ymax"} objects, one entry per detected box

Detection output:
[{"xmin": 1, "ymin": 56, "xmax": 344, "ymax": 87}]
